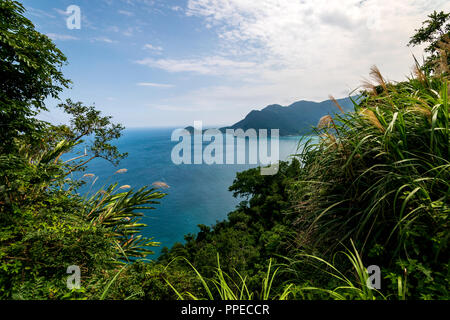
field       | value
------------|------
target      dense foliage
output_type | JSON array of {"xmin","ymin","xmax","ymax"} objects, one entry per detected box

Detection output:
[
  {"xmin": 157, "ymin": 14, "xmax": 450, "ymax": 300},
  {"xmin": 0, "ymin": 0, "xmax": 166, "ymax": 299},
  {"xmin": 158, "ymin": 160, "xmax": 302, "ymax": 294}
]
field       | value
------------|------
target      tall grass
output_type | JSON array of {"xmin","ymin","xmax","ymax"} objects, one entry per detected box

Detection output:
[
  {"xmin": 164, "ymin": 254, "xmax": 293, "ymax": 300},
  {"xmin": 282, "ymin": 240, "xmax": 402, "ymax": 300}
]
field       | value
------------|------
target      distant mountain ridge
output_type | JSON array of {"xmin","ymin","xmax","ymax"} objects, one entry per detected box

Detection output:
[
  {"xmin": 221, "ymin": 96, "xmax": 355, "ymax": 136},
  {"xmin": 184, "ymin": 96, "xmax": 355, "ymax": 136}
]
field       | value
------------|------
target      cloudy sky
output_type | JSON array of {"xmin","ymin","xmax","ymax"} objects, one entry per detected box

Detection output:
[{"xmin": 22, "ymin": 0, "xmax": 450, "ymax": 127}]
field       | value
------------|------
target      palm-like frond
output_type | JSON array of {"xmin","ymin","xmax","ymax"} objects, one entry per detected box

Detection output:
[{"xmin": 83, "ymin": 183, "xmax": 167, "ymax": 261}]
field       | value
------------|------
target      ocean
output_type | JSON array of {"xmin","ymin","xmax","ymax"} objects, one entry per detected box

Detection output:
[{"xmin": 74, "ymin": 128, "xmax": 309, "ymax": 257}]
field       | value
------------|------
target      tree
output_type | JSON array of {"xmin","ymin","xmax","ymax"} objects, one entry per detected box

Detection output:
[
  {"xmin": 0, "ymin": 0, "xmax": 70, "ymax": 151},
  {"xmin": 0, "ymin": 0, "xmax": 127, "ymax": 205},
  {"xmin": 408, "ymin": 11, "xmax": 450, "ymax": 73},
  {"xmin": 0, "ymin": 1, "xmax": 166, "ymax": 299}
]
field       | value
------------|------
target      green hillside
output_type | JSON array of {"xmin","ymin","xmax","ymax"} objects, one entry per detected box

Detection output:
[{"xmin": 222, "ymin": 97, "xmax": 354, "ymax": 135}]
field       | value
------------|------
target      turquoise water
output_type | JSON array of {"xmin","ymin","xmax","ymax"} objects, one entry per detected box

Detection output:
[{"xmin": 75, "ymin": 128, "xmax": 306, "ymax": 257}]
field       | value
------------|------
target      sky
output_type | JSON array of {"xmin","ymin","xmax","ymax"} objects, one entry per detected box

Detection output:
[{"xmin": 21, "ymin": 0, "xmax": 450, "ymax": 128}]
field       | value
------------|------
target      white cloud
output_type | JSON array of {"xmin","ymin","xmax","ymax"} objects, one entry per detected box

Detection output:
[
  {"xmin": 150, "ymin": 82, "xmax": 319, "ymax": 121},
  {"xmin": 136, "ymin": 56, "xmax": 259, "ymax": 75},
  {"xmin": 150, "ymin": 104, "xmax": 201, "ymax": 112},
  {"xmin": 137, "ymin": 82, "xmax": 175, "ymax": 88},
  {"xmin": 108, "ymin": 26, "xmax": 121, "ymax": 33},
  {"xmin": 53, "ymin": 8, "xmax": 69, "ymax": 16},
  {"xmin": 118, "ymin": 10, "xmax": 134, "ymax": 16},
  {"xmin": 137, "ymin": 0, "xmax": 450, "ymax": 124},
  {"xmin": 142, "ymin": 82, "xmax": 320, "ymax": 126},
  {"xmin": 46, "ymin": 33, "xmax": 79, "ymax": 41},
  {"xmin": 185, "ymin": 0, "xmax": 450, "ymax": 69},
  {"xmin": 92, "ymin": 37, "xmax": 118, "ymax": 43},
  {"xmin": 143, "ymin": 44, "xmax": 163, "ymax": 51},
  {"xmin": 27, "ymin": 7, "xmax": 56, "ymax": 18}
]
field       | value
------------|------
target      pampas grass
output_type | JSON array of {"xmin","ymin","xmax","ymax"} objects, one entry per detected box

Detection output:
[
  {"xmin": 152, "ymin": 181, "xmax": 170, "ymax": 189},
  {"xmin": 317, "ymin": 115, "xmax": 333, "ymax": 129}
]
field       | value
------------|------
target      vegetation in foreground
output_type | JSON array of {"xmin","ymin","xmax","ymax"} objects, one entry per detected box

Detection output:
[{"xmin": 0, "ymin": 1, "xmax": 448, "ymax": 300}]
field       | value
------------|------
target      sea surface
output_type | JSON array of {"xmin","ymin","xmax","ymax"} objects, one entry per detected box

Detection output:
[{"xmin": 73, "ymin": 128, "xmax": 310, "ymax": 257}]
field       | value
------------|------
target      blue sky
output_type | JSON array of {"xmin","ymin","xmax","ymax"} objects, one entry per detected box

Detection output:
[{"xmin": 22, "ymin": 0, "xmax": 450, "ymax": 128}]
